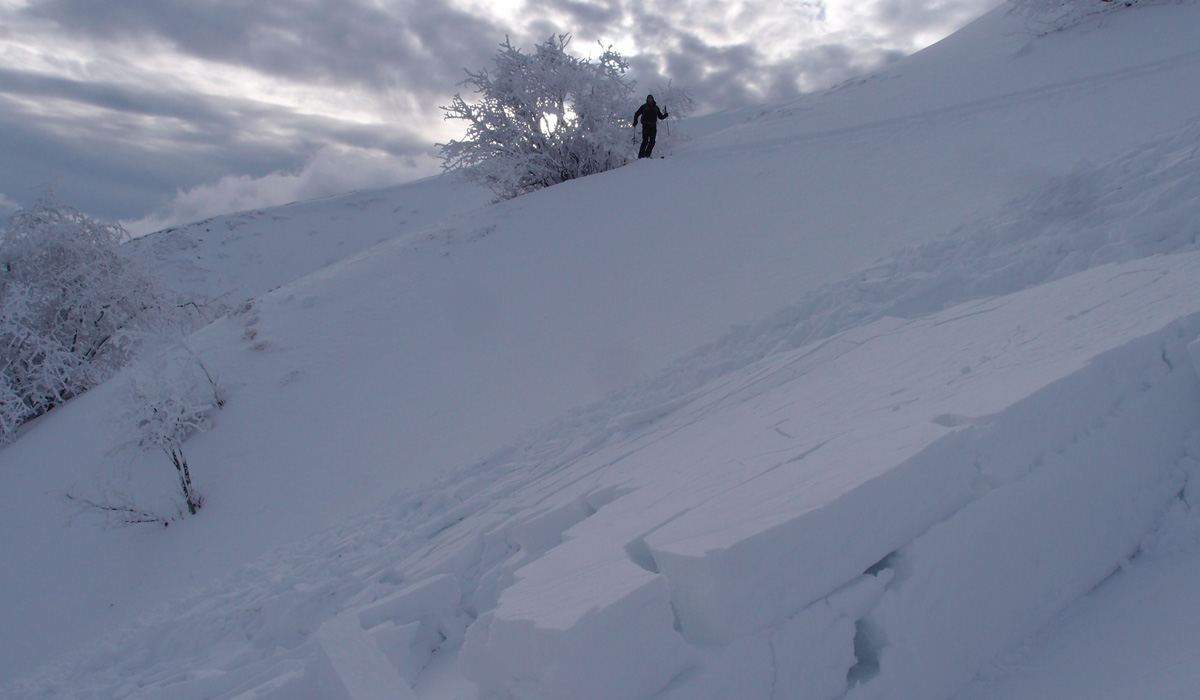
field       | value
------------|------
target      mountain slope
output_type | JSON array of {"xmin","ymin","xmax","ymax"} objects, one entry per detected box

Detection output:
[{"xmin": 3, "ymin": 1, "xmax": 1200, "ymax": 698}]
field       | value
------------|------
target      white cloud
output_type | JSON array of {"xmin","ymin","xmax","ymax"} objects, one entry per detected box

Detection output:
[{"xmin": 122, "ymin": 145, "xmax": 441, "ymax": 237}]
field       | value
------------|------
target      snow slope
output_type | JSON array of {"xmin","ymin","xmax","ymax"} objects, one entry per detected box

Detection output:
[
  {"xmin": 127, "ymin": 177, "xmax": 492, "ymax": 317},
  {"xmin": 4, "ymin": 1, "xmax": 1200, "ymax": 698},
  {"xmin": 956, "ymin": 528, "xmax": 1200, "ymax": 700}
]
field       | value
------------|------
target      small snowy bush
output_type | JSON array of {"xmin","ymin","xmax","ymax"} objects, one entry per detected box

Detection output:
[
  {"xmin": 0, "ymin": 194, "xmax": 180, "ymax": 441},
  {"xmin": 439, "ymin": 35, "xmax": 637, "ymax": 200},
  {"xmin": 646, "ymin": 80, "xmax": 697, "ymax": 148},
  {"xmin": 67, "ymin": 348, "xmax": 222, "ymax": 526},
  {"xmin": 650, "ymin": 80, "xmax": 697, "ymax": 126},
  {"xmin": 126, "ymin": 347, "xmax": 224, "ymax": 517}
]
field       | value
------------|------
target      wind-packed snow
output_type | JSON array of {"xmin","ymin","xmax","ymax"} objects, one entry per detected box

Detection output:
[{"xmin": 3, "ymin": 1, "xmax": 1200, "ymax": 699}]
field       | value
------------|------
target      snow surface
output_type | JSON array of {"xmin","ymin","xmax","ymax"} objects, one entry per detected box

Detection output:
[{"xmin": 4, "ymin": 1, "xmax": 1200, "ymax": 698}]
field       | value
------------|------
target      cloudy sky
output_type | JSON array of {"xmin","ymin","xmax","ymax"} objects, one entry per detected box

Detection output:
[{"xmin": 0, "ymin": 0, "xmax": 999, "ymax": 234}]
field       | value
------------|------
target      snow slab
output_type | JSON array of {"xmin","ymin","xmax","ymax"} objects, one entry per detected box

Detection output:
[{"xmin": 460, "ymin": 251, "xmax": 1200, "ymax": 700}]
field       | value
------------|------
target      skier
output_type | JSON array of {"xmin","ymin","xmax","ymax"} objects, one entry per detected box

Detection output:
[{"xmin": 632, "ymin": 95, "xmax": 669, "ymax": 159}]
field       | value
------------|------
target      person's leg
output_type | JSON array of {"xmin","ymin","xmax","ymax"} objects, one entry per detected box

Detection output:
[
  {"xmin": 644, "ymin": 128, "xmax": 657, "ymax": 157},
  {"xmin": 639, "ymin": 130, "xmax": 651, "ymax": 158}
]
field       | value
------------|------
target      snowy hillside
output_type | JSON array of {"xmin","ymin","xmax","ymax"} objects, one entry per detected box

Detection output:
[
  {"xmin": 127, "ymin": 177, "xmax": 492, "ymax": 318},
  {"xmin": 4, "ymin": 1, "xmax": 1200, "ymax": 699}
]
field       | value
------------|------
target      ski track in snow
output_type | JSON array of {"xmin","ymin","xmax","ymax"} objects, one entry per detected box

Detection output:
[{"xmin": 7, "ymin": 2, "xmax": 1200, "ymax": 699}]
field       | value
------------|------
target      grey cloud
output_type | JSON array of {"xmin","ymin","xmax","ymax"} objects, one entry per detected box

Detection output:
[
  {"xmin": 872, "ymin": 0, "xmax": 988, "ymax": 34},
  {"xmin": 634, "ymin": 41, "xmax": 796, "ymax": 110},
  {"xmin": 523, "ymin": 0, "xmax": 626, "ymax": 41},
  {"xmin": 21, "ymin": 0, "xmax": 503, "ymax": 98},
  {"xmin": 537, "ymin": 0, "xmax": 626, "ymax": 26},
  {"xmin": 0, "ymin": 63, "xmax": 430, "ymax": 160},
  {"xmin": 0, "ymin": 96, "xmax": 212, "ymax": 219},
  {"xmin": 2, "ymin": 1, "xmax": 508, "ymax": 221},
  {"xmin": 0, "ymin": 67, "xmax": 238, "ymax": 128},
  {"xmin": 625, "ymin": 15, "xmax": 810, "ymax": 110},
  {"xmin": 0, "ymin": 68, "xmax": 431, "ymax": 222},
  {"xmin": 617, "ymin": 0, "xmax": 981, "ymax": 111}
]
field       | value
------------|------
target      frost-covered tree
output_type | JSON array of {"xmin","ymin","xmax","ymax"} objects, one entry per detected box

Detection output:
[
  {"xmin": 125, "ymin": 348, "xmax": 224, "ymax": 517},
  {"xmin": 440, "ymin": 35, "xmax": 637, "ymax": 200},
  {"xmin": 69, "ymin": 347, "xmax": 222, "ymax": 525},
  {"xmin": 0, "ymin": 194, "xmax": 180, "ymax": 441}
]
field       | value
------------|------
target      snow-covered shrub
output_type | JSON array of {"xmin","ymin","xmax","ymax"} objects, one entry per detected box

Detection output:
[
  {"xmin": 126, "ymin": 347, "xmax": 224, "ymax": 516},
  {"xmin": 0, "ymin": 194, "xmax": 180, "ymax": 441},
  {"xmin": 650, "ymin": 80, "xmax": 697, "ymax": 126},
  {"xmin": 439, "ymin": 35, "xmax": 637, "ymax": 200}
]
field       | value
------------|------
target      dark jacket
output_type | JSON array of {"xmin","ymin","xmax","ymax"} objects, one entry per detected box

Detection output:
[{"xmin": 633, "ymin": 103, "xmax": 668, "ymax": 130}]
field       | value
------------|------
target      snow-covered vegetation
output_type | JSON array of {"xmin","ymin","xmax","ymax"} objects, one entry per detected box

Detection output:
[
  {"xmin": 439, "ymin": 35, "xmax": 639, "ymax": 200},
  {"xmin": 4, "ymin": 1, "xmax": 1200, "ymax": 699},
  {"xmin": 0, "ymin": 196, "xmax": 181, "ymax": 441},
  {"xmin": 122, "ymin": 346, "xmax": 225, "ymax": 519}
]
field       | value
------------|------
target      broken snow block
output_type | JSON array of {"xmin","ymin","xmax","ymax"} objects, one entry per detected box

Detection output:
[
  {"xmin": 369, "ymin": 620, "xmax": 428, "ymax": 686},
  {"xmin": 313, "ymin": 611, "xmax": 417, "ymax": 700},
  {"xmin": 844, "ymin": 326, "xmax": 1200, "ymax": 700},
  {"xmin": 645, "ymin": 431, "xmax": 977, "ymax": 645},
  {"xmin": 225, "ymin": 662, "xmax": 310, "ymax": 700},
  {"xmin": 659, "ymin": 573, "xmax": 890, "ymax": 700},
  {"xmin": 460, "ymin": 557, "xmax": 694, "ymax": 700},
  {"xmin": 772, "ymin": 572, "xmax": 891, "ymax": 700},
  {"xmin": 658, "ymin": 635, "xmax": 776, "ymax": 700},
  {"xmin": 358, "ymin": 573, "xmax": 463, "ymax": 635},
  {"xmin": 353, "ymin": 574, "xmax": 467, "ymax": 686},
  {"xmin": 509, "ymin": 497, "xmax": 595, "ymax": 556}
]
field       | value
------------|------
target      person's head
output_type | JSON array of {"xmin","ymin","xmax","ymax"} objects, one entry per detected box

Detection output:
[{"xmin": 646, "ymin": 95, "xmax": 655, "ymax": 104}]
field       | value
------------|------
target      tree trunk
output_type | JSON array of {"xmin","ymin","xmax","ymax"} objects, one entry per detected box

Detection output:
[{"xmin": 167, "ymin": 443, "xmax": 202, "ymax": 515}]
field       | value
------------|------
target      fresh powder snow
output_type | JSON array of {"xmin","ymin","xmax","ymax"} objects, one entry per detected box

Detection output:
[{"xmin": 3, "ymin": 1, "xmax": 1200, "ymax": 699}]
